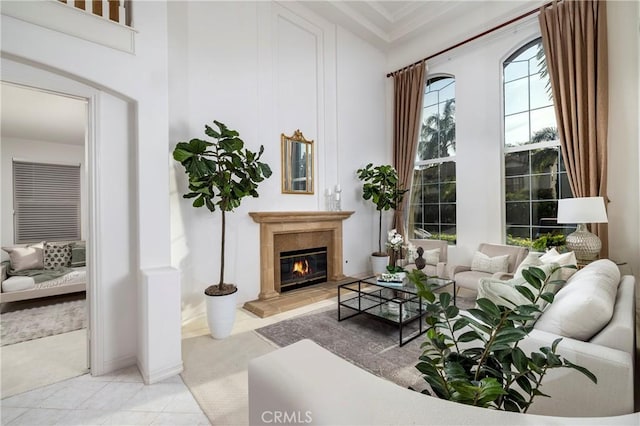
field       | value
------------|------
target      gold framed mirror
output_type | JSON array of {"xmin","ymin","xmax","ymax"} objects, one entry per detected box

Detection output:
[{"xmin": 281, "ymin": 130, "xmax": 314, "ymax": 194}]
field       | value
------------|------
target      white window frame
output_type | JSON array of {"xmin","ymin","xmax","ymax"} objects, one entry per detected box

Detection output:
[{"xmin": 409, "ymin": 74, "xmax": 457, "ymax": 243}]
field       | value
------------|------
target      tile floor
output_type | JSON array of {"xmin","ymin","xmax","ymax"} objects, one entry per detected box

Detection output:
[
  {"xmin": 1, "ymin": 298, "xmax": 336, "ymax": 426},
  {"xmin": 1, "ymin": 365, "xmax": 210, "ymax": 425}
]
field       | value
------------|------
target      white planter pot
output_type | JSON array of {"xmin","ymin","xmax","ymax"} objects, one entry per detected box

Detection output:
[
  {"xmin": 205, "ymin": 288, "xmax": 238, "ymax": 339},
  {"xmin": 371, "ymin": 255, "xmax": 390, "ymax": 275}
]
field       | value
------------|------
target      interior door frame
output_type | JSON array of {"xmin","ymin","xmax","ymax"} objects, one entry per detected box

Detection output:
[{"xmin": 1, "ymin": 57, "xmax": 100, "ymax": 374}]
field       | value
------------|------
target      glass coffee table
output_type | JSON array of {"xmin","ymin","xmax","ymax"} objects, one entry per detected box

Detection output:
[{"xmin": 337, "ymin": 275, "xmax": 456, "ymax": 346}]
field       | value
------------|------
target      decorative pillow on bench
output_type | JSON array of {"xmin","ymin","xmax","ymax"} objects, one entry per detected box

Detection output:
[
  {"xmin": 44, "ymin": 241, "xmax": 73, "ymax": 270},
  {"xmin": 70, "ymin": 241, "xmax": 86, "ymax": 267},
  {"xmin": 1, "ymin": 242, "xmax": 45, "ymax": 272}
]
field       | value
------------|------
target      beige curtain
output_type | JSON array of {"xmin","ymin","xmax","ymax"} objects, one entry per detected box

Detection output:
[
  {"xmin": 539, "ymin": 0, "xmax": 609, "ymax": 257},
  {"xmin": 392, "ymin": 61, "xmax": 426, "ymax": 239}
]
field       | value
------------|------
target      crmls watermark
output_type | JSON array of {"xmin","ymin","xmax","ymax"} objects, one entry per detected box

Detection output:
[{"xmin": 261, "ymin": 410, "xmax": 313, "ymax": 424}]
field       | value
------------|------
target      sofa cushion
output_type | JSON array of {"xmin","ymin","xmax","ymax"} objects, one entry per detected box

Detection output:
[
  {"xmin": 1, "ymin": 242, "xmax": 44, "ymax": 272},
  {"xmin": 2, "ymin": 275, "xmax": 36, "ymax": 292},
  {"xmin": 534, "ymin": 259, "xmax": 620, "ymax": 341},
  {"xmin": 44, "ymin": 241, "xmax": 73, "ymax": 270},
  {"xmin": 471, "ymin": 251, "xmax": 509, "ymax": 274}
]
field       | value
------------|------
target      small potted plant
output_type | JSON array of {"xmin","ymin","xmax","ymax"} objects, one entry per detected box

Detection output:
[
  {"xmin": 173, "ymin": 120, "xmax": 272, "ymax": 339},
  {"xmin": 356, "ymin": 163, "xmax": 408, "ymax": 274}
]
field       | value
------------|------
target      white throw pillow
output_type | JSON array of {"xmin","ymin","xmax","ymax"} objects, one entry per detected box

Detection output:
[
  {"xmin": 539, "ymin": 248, "xmax": 578, "ymax": 281},
  {"xmin": 477, "ymin": 277, "xmax": 530, "ymax": 309},
  {"xmin": 1, "ymin": 242, "xmax": 44, "ymax": 272},
  {"xmin": 423, "ymin": 248, "xmax": 440, "ymax": 266},
  {"xmin": 534, "ymin": 259, "xmax": 620, "ymax": 341},
  {"xmin": 471, "ymin": 252, "xmax": 509, "ymax": 274},
  {"xmin": 513, "ymin": 252, "xmax": 543, "ymax": 279}
]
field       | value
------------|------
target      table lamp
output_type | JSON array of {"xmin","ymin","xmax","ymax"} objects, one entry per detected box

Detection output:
[{"xmin": 556, "ymin": 197, "xmax": 608, "ymax": 261}]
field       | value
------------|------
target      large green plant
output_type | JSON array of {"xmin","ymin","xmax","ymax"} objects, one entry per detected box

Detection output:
[
  {"xmin": 356, "ymin": 163, "xmax": 408, "ymax": 255},
  {"xmin": 173, "ymin": 120, "xmax": 272, "ymax": 295},
  {"xmin": 408, "ymin": 266, "xmax": 595, "ymax": 412}
]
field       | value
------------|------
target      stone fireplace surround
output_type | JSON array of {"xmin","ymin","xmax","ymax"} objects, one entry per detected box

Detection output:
[{"xmin": 244, "ymin": 211, "xmax": 354, "ymax": 317}]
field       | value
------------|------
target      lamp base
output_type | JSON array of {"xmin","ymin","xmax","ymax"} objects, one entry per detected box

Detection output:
[{"xmin": 566, "ymin": 223, "xmax": 602, "ymax": 262}]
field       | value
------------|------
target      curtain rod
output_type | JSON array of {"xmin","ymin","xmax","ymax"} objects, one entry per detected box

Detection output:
[{"xmin": 386, "ymin": 0, "xmax": 554, "ymax": 78}]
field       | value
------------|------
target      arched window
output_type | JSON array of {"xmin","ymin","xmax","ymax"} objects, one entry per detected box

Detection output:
[
  {"xmin": 408, "ymin": 76, "xmax": 456, "ymax": 244},
  {"xmin": 503, "ymin": 38, "xmax": 571, "ymax": 248}
]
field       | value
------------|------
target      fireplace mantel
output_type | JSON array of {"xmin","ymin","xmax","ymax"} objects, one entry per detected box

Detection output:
[
  {"xmin": 247, "ymin": 211, "xmax": 354, "ymax": 310},
  {"xmin": 249, "ymin": 211, "xmax": 354, "ymax": 223}
]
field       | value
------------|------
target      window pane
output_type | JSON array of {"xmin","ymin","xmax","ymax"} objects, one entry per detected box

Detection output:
[
  {"xmin": 504, "ymin": 60, "xmax": 528, "ymax": 82},
  {"xmin": 560, "ymin": 173, "xmax": 573, "ymax": 198},
  {"xmin": 530, "ymin": 106, "xmax": 557, "ymax": 141},
  {"xmin": 505, "ymin": 112, "xmax": 529, "ymax": 147},
  {"xmin": 532, "ymin": 201, "xmax": 557, "ymax": 226},
  {"xmin": 441, "ymin": 204, "xmax": 456, "ymax": 224},
  {"xmin": 531, "ymin": 174, "xmax": 558, "ymax": 200},
  {"xmin": 505, "ymin": 176, "xmax": 530, "ymax": 201},
  {"xmin": 504, "ymin": 78, "xmax": 529, "ymax": 115},
  {"xmin": 506, "ymin": 202, "xmax": 530, "ymax": 225},
  {"xmin": 440, "ymin": 81, "xmax": 455, "ymax": 102},
  {"xmin": 440, "ymin": 161, "xmax": 455, "ymax": 182},
  {"xmin": 441, "ymin": 182, "xmax": 456, "ymax": 202},
  {"xmin": 531, "ymin": 148, "xmax": 559, "ymax": 174},
  {"xmin": 530, "ymin": 72, "xmax": 553, "ymax": 109},
  {"xmin": 423, "ymin": 184, "xmax": 439, "ymax": 203},
  {"xmin": 507, "ymin": 226, "xmax": 530, "ymax": 239},
  {"xmin": 424, "ymin": 205, "xmax": 439, "ymax": 223},
  {"xmin": 505, "ymin": 151, "xmax": 529, "ymax": 176},
  {"xmin": 424, "ymin": 91, "xmax": 438, "ymax": 107}
]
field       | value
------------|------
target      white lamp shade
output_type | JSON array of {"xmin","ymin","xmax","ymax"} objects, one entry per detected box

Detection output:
[{"xmin": 557, "ymin": 197, "xmax": 608, "ymax": 224}]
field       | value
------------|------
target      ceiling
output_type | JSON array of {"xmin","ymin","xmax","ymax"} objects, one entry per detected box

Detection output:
[
  {"xmin": 1, "ymin": 82, "xmax": 87, "ymax": 146},
  {"xmin": 301, "ymin": 1, "xmax": 544, "ymax": 50},
  {"xmin": 302, "ymin": 1, "xmax": 462, "ymax": 47}
]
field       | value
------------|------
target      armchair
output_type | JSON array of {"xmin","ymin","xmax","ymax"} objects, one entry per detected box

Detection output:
[
  {"xmin": 449, "ymin": 243, "xmax": 528, "ymax": 293},
  {"xmin": 404, "ymin": 239, "xmax": 448, "ymax": 278}
]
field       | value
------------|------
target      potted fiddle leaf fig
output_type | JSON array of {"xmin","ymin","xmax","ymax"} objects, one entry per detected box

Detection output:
[
  {"xmin": 356, "ymin": 163, "xmax": 408, "ymax": 274},
  {"xmin": 173, "ymin": 120, "xmax": 272, "ymax": 339}
]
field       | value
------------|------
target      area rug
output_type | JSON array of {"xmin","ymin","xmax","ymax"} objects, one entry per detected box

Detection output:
[
  {"xmin": 1, "ymin": 299, "xmax": 87, "ymax": 346},
  {"xmin": 255, "ymin": 295, "xmax": 476, "ymax": 390},
  {"xmin": 180, "ymin": 331, "xmax": 277, "ymax": 425}
]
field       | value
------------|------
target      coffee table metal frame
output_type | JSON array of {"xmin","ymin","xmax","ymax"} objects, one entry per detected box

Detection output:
[{"xmin": 337, "ymin": 276, "xmax": 456, "ymax": 347}]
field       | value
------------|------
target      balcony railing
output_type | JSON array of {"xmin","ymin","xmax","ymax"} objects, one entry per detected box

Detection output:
[
  {"xmin": 1, "ymin": 0, "xmax": 136, "ymax": 52},
  {"xmin": 58, "ymin": 0, "xmax": 131, "ymax": 27}
]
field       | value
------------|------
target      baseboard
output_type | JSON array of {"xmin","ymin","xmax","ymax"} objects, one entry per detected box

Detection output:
[
  {"xmin": 139, "ymin": 362, "xmax": 184, "ymax": 385},
  {"xmin": 96, "ymin": 354, "xmax": 137, "ymax": 376}
]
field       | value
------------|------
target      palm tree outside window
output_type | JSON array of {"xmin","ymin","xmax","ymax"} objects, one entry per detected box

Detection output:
[{"xmin": 408, "ymin": 75, "xmax": 457, "ymax": 244}]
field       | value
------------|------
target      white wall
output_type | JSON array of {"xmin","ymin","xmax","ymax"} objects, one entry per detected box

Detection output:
[
  {"xmin": 386, "ymin": 2, "xmax": 640, "ymax": 276},
  {"xmin": 1, "ymin": 0, "xmax": 179, "ymax": 379},
  {"xmin": 1, "ymin": 137, "xmax": 87, "ymax": 253},
  {"xmin": 168, "ymin": 1, "xmax": 388, "ymax": 321}
]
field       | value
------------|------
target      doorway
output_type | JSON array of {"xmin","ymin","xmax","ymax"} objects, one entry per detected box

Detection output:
[{"xmin": 0, "ymin": 82, "xmax": 90, "ymax": 397}]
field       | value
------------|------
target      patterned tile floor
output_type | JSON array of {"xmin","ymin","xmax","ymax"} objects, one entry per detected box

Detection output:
[{"xmin": 1, "ymin": 365, "xmax": 210, "ymax": 425}]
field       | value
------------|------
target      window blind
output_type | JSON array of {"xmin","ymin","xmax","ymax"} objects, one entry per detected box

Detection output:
[{"xmin": 13, "ymin": 161, "xmax": 81, "ymax": 243}]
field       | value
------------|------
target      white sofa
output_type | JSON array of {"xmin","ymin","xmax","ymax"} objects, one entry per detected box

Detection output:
[{"xmin": 248, "ymin": 261, "xmax": 637, "ymax": 421}]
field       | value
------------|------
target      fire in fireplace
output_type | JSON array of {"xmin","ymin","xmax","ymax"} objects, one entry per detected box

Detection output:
[{"xmin": 279, "ymin": 247, "xmax": 328, "ymax": 292}]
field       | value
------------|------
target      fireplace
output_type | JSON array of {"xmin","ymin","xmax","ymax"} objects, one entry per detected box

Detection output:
[
  {"xmin": 279, "ymin": 247, "xmax": 328, "ymax": 292},
  {"xmin": 246, "ymin": 211, "xmax": 354, "ymax": 315}
]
